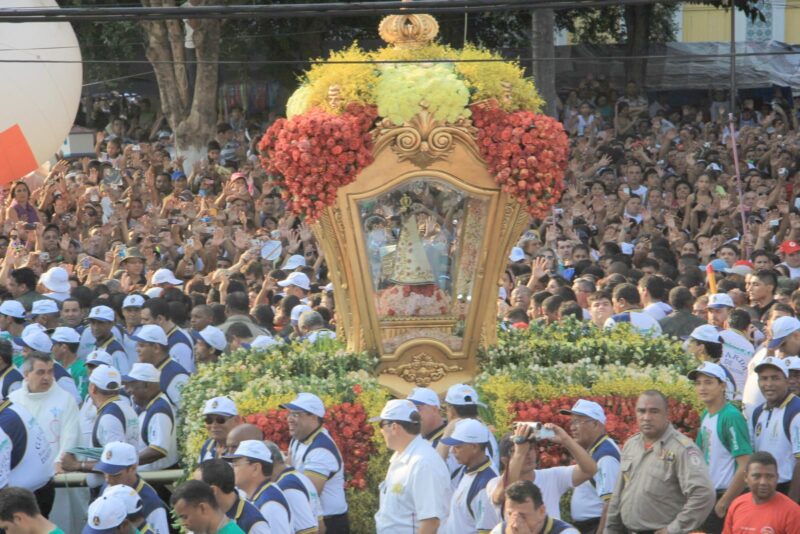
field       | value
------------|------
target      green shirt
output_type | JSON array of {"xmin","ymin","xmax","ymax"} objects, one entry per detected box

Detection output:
[
  {"xmin": 697, "ymin": 402, "xmax": 752, "ymax": 489},
  {"xmin": 64, "ymin": 358, "xmax": 89, "ymax": 400},
  {"xmin": 49, "ymin": 528, "xmax": 65, "ymax": 534},
  {"xmin": 218, "ymin": 520, "xmax": 246, "ymax": 534}
]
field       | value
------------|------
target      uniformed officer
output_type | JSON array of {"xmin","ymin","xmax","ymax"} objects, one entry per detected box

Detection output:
[
  {"xmin": 93, "ymin": 441, "xmax": 170, "ymax": 534},
  {"xmin": 199, "ymin": 396, "xmax": 241, "ymax": 463},
  {"xmin": 406, "ymin": 387, "xmax": 447, "ymax": 448},
  {"xmin": 374, "ymin": 399, "xmax": 450, "ymax": 534},
  {"xmin": 605, "ymin": 390, "xmax": 716, "ymax": 534},
  {"xmin": 226, "ymin": 440, "xmax": 293, "ymax": 534},
  {"xmin": 283, "ymin": 392, "xmax": 349, "ymax": 533}
]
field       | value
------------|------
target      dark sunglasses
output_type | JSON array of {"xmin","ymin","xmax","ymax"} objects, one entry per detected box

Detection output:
[{"xmin": 204, "ymin": 415, "xmax": 231, "ymax": 425}]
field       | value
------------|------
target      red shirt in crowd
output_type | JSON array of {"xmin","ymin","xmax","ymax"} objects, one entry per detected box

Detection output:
[{"xmin": 722, "ymin": 491, "xmax": 800, "ymax": 534}]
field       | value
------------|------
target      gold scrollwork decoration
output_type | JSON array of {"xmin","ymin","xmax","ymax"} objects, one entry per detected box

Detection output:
[
  {"xmin": 378, "ymin": 3, "xmax": 439, "ymax": 50},
  {"xmin": 384, "ymin": 352, "xmax": 463, "ymax": 386},
  {"xmin": 374, "ymin": 103, "xmax": 479, "ymax": 168}
]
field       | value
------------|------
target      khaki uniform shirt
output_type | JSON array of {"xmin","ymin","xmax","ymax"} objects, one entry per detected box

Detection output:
[{"xmin": 605, "ymin": 424, "xmax": 715, "ymax": 534}]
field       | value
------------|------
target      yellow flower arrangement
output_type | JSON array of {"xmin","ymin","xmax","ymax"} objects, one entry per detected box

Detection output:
[
  {"xmin": 285, "ymin": 84, "xmax": 313, "ymax": 118},
  {"xmin": 303, "ymin": 44, "xmax": 378, "ymax": 113},
  {"xmin": 375, "ymin": 63, "xmax": 470, "ymax": 125}
]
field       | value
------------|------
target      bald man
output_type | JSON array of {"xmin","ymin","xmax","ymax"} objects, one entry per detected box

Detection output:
[{"xmin": 226, "ymin": 424, "xmax": 265, "ymax": 452}]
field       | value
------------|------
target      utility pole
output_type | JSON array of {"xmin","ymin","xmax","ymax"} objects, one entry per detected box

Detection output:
[{"xmin": 729, "ymin": 0, "xmax": 736, "ymax": 113}]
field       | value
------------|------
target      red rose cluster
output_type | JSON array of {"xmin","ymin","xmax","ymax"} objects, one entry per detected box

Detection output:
[
  {"xmin": 471, "ymin": 102, "xmax": 569, "ymax": 219},
  {"xmin": 244, "ymin": 401, "xmax": 376, "ymax": 490},
  {"xmin": 509, "ymin": 395, "xmax": 700, "ymax": 468},
  {"xmin": 259, "ymin": 103, "xmax": 378, "ymax": 221}
]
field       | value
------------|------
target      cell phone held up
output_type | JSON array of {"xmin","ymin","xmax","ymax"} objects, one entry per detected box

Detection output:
[{"xmin": 513, "ymin": 422, "xmax": 555, "ymax": 442}]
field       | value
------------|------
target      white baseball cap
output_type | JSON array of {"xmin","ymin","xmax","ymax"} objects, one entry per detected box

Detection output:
[
  {"xmin": 131, "ymin": 324, "xmax": 168, "ymax": 346},
  {"xmin": 203, "ymin": 396, "xmax": 238, "ymax": 417},
  {"xmin": 784, "ymin": 356, "xmax": 800, "ymax": 371},
  {"xmin": 440, "ymin": 418, "xmax": 491, "ymax": 446},
  {"xmin": 195, "ymin": 326, "xmax": 227, "ymax": 352},
  {"xmin": 281, "ymin": 392, "xmax": 325, "ymax": 418},
  {"xmin": 122, "ymin": 363, "xmax": 160, "ymax": 383},
  {"xmin": 102, "ymin": 485, "xmax": 143, "ymax": 514},
  {"xmin": 369, "ymin": 399, "xmax": 419, "ymax": 423},
  {"xmin": 559, "ymin": 399, "xmax": 607, "ymax": 424},
  {"xmin": 88, "ymin": 305, "xmax": 115, "ymax": 323},
  {"xmin": 688, "ymin": 361, "xmax": 729, "ymax": 383},
  {"xmin": 282, "ymin": 254, "xmax": 306, "ymax": 270},
  {"xmin": 769, "ymin": 316, "xmax": 800, "ymax": 349},
  {"xmin": 707, "ymin": 293, "xmax": 734, "ymax": 309},
  {"xmin": 145, "ymin": 287, "xmax": 163, "ymax": 299},
  {"xmin": 51, "ymin": 326, "xmax": 80, "ymax": 344},
  {"xmin": 290, "ymin": 304, "xmax": 313, "ymax": 324},
  {"xmin": 15, "ymin": 329, "xmax": 53, "ymax": 353},
  {"xmin": 407, "ymin": 387, "xmax": 441, "ymax": 408},
  {"xmin": 508, "ymin": 246, "xmax": 526, "ymax": 262},
  {"xmin": 251, "ymin": 335, "xmax": 282, "ymax": 350},
  {"xmin": 83, "ymin": 494, "xmax": 128, "ymax": 534},
  {"xmin": 31, "ymin": 299, "xmax": 59, "ymax": 316},
  {"xmin": 755, "ymin": 356, "xmax": 790, "ymax": 378},
  {"xmin": 122, "ymin": 295, "xmax": 146, "ymax": 309},
  {"xmin": 690, "ymin": 325, "xmax": 722, "ymax": 344},
  {"xmin": 94, "ymin": 442, "xmax": 138, "ymax": 475},
  {"xmin": 89, "ymin": 366, "xmax": 122, "ymax": 390},
  {"xmin": 224, "ymin": 439, "xmax": 273, "ymax": 463},
  {"xmin": 40, "ymin": 266, "xmax": 71, "ymax": 294},
  {"xmin": 86, "ymin": 349, "xmax": 114, "ymax": 368},
  {"xmin": 0, "ymin": 300, "xmax": 25, "ymax": 319},
  {"xmin": 278, "ymin": 272, "xmax": 311, "ymax": 291},
  {"xmin": 445, "ymin": 383, "xmax": 485, "ymax": 406},
  {"xmin": 152, "ymin": 268, "xmax": 183, "ymax": 286}
]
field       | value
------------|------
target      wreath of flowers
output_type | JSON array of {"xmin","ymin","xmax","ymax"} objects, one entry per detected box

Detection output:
[
  {"xmin": 471, "ymin": 102, "xmax": 569, "ymax": 219},
  {"xmin": 258, "ymin": 103, "xmax": 378, "ymax": 221}
]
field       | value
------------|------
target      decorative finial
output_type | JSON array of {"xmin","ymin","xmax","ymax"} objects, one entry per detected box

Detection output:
[
  {"xmin": 327, "ymin": 85, "xmax": 342, "ymax": 110},
  {"xmin": 379, "ymin": 0, "xmax": 439, "ymax": 49}
]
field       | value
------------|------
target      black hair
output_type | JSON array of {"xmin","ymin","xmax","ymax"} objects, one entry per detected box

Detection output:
[
  {"xmin": 504, "ymin": 307, "xmax": 529, "ymax": 324},
  {"xmin": 226, "ymin": 292, "xmax": 250, "ymax": 313},
  {"xmin": 171, "ymin": 480, "xmax": 219, "ymax": 509},
  {"xmin": 210, "ymin": 304, "xmax": 227, "ymax": 326},
  {"xmin": 197, "ymin": 459, "xmax": 236, "ymax": 494},
  {"xmin": 753, "ymin": 269, "xmax": 778, "ymax": 292},
  {"xmin": 728, "ymin": 308, "xmax": 751, "ymax": 332},
  {"xmin": 558, "ymin": 301, "xmax": 583, "ymax": 321},
  {"xmin": 668, "ymin": 286, "xmax": 694, "ymax": 311},
  {"xmin": 10, "ymin": 267, "xmax": 38, "ymax": 293},
  {"xmin": 0, "ymin": 339, "xmax": 11, "ymax": 366},
  {"xmin": 227, "ymin": 322, "xmax": 251, "ymax": 340},
  {"xmin": 143, "ymin": 297, "xmax": 169, "ymax": 322},
  {"xmin": 612, "ymin": 283, "xmax": 641, "ymax": 306},
  {"xmin": 70, "ymin": 286, "xmax": 94, "ymax": 309},
  {"xmin": 451, "ymin": 405, "xmax": 479, "ymax": 418},
  {"xmin": 747, "ymin": 451, "xmax": 778, "ymax": 471},
  {"xmin": 639, "ymin": 274, "xmax": 667, "ymax": 301},
  {"xmin": 505, "ymin": 480, "xmax": 543, "ymax": 508},
  {"xmin": 0, "ymin": 487, "xmax": 40, "ymax": 520}
]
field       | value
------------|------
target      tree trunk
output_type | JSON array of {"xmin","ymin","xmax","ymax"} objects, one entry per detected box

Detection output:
[
  {"xmin": 140, "ymin": 0, "xmax": 220, "ymax": 167},
  {"xmin": 531, "ymin": 8, "xmax": 557, "ymax": 118},
  {"xmin": 624, "ymin": 5, "xmax": 651, "ymax": 87}
]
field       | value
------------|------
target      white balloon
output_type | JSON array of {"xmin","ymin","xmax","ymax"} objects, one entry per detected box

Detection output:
[{"xmin": 0, "ymin": 0, "xmax": 82, "ymax": 172}]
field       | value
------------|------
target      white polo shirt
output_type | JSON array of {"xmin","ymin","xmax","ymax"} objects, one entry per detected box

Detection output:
[
  {"xmin": 375, "ymin": 434, "xmax": 451, "ymax": 533},
  {"xmin": 276, "ymin": 467, "xmax": 322, "ymax": 533},
  {"xmin": 604, "ymin": 310, "xmax": 662, "ymax": 338},
  {"xmin": 440, "ymin": 458, "xmax": 500, "ymax": 534},
  {"xmin": 719, "ymin": 329, "xmax": 754, "ymax": 399},
  {"xmin": 750, "ymin": 394, "xmax": 800, "ymax": 483},
  {"xmin": 289, "ymin": 426, "xmax": 347, "ymax": 516},
  {"xmin": 137, "ymin": 394, "xmax": 178, "ymax": 472},
  {"xmin": 535, "ymin": 466, "xmax": 575, "ymax": 520},
  {"xmin": 0, "ymin": 401, "xmax": 53, "ymax": 491},
  {"xmin": 742, "ymin": 347, "xmax": 768, "ymax": 422},
  {"xmin": 571, "ymin": 436, "xmax": 620, "ymax": 521}
]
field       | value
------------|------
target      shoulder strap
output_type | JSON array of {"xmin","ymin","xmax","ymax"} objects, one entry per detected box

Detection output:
[
  {"xmin": 752, "ymin": 404, "xmax": 765, "ymax": 432},
  {"xmin": 783, "ymin": 396, "xmax": 800, "ymax": 442}
]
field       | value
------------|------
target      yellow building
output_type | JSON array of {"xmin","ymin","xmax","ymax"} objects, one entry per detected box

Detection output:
[{"xmin": 680, "ymin": 2, "xmax": 800, "ymax": 44}]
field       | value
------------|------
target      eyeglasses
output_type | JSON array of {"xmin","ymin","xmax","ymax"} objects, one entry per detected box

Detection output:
[
  {"xmin": 379, "ymin": 420, "xmax": 395, "ymax": 429},
  {"xmin": 204, "ymin": 415, "xmax": 231, "ymax": 425}
]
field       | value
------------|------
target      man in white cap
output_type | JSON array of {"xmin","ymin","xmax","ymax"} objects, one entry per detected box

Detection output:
[
  {"xmin": 289, "ymin": 304, "xmax": 312, "ymax": 337},
  {"xmin": 707, "ymin": 293, "xmax": 734, "ymax": 329},
  {"xmin": 141, "ymin": 298, "xmax": 195, "ymax": 374},
  {"xmin": 131, "ymin": 324, "xmax": 189, "ymax": 407},
  {"xmin": 150, "ymin": 268, "xmax": 183, "ymax": 289},
  {"xmin": 170, "ymin": 480, "xmax": 245, "ymax": 534},
  {"xmin": 122, "ymin": 363, "xmax": 178, "ymax": 472},
  {"xmin": 0, "ymin": 394, "xmax": 54, "ymax": 513},
  {"xmin": 93, "ymin": 441, "xmax": 170, "ymax": 534},
  {"xmin": 0, "ymin": 300, "xmax": 27, "ymax": 361},
  {"xmin": 558, "ymin": 399, "xmax": 620, "ymax": 534},
  {"xmin": 194, "ymin": 460, "xmax": 270, "ymax": 534},
  {"xmin": 120, "ymin": 294, "xmax": 146, "ymax": 366},
  {"xmin": 508, "ymin": 246, "xmax": 526, "ymax": 263},
  {"xmin": 82, "ymin": 494, "xmax": 132, "ymax": 534},
  {"xmin": 199, "ymin": 396, "xmax": 241, "ymax": 463},
  {"xmin": 687, "ymin": 324, "xmax": 737, "ymax": 400},
  {"xmin": 718, "ymin": 308, "xmax": 755, "ymax": 400},
  {"xmin": 51, "ymin": 326, "xmax": 88, "ymax": 399},
  {"xmin": 225, "ymin": 440, "xmax": 292, "ymax": 534},
  {"xmin": 750, "ymin": 356, "xmax": 800, "ymax": 500},
  {"xmin": 263, "ymin": 440, "xmax": 323, "ymax": 534},
  {"xmin": 16, "ymin": 326, "xmax": 80, "ymax": 404},
  {"xmin": 282, "ymin": 392, "xmax": 349, "ymax": 532},
  {"xmin": 406, "ymin": 387, "xmax": 447, "ymax": 447},
  {"xmin": 279, "ymin": 272, "xmax": 311, "ymax": 303},
  {"xmin": 439, "ymin": 418, "xmax": 501, "ymax": 534},
  {"xmin": 786, "ymin": 356, "xmax": 800, "ymax": 397},
  {"xmin": 30, "ymin": 299, "xmax": 60, "ymax": 331},
  {"xmin": 374, "ymin": 399, "xmax": 451, "ymax": 534},
  {"xmin": 689, "ymin": 362, "xmax": 753, "ymax": 533},
  {"xmin": 88, "ymin": 305, "xmax": 131, "ymax": 375},
  {"xmin": 437, "ymin": 383, "xmax": 500, "ymax": 478},
  {"xmin": 194, "ymin": 326, "xmax": 228, "ymax": 366},
  {"xmin": 282, "ymin": 255, "xmax": 306, "ymax": 272},
  {"xmin": 101, "ymin": 485, "xmax": 150, "ymax": 534}
]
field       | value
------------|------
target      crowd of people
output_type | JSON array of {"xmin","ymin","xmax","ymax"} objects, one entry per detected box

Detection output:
[{"xmin": 0, "ymin": 77, "xmax": 799, "ymax": 534}]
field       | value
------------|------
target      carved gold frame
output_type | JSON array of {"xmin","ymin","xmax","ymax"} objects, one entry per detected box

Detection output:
[{"xmin": 311, "ymin": 112, "xmax": 529, "ymax": 395}]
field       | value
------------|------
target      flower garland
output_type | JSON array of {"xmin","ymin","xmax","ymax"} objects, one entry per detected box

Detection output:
[
  {"xmin": 471, "ymin": 102, "xmax": 568, "ymax": 218},
  {"xmin": 258, "ymin": 103, "xmax": 378, "ymax": 220}
]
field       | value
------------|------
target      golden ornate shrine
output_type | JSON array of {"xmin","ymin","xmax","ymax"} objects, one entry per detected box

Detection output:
[{"xmin": 309, "ymin": 7, "xmax": 530, "ymax": 396}]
